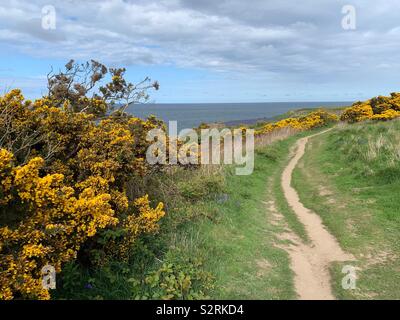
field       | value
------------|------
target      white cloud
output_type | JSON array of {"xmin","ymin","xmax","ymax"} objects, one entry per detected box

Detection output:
[{"xmin": 1, "ymin": 0, "xmax": 400, "ymax": 100}]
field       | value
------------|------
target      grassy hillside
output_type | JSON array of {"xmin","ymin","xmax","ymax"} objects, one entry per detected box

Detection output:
[{"xmin": 293, "ymin": 119, "xmax": 400, "ymax": 299}]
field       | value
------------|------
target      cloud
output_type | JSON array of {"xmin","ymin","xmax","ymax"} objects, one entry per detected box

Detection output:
[{"xmin": 1, "ymin": 0, "xmax": 400, "ymax": 100}]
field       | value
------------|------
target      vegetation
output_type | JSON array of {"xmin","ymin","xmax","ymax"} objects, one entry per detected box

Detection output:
[
  {"xmin": 293, "ymin": 119, "xmax": 400, "ymax": 299},
  {"xmin": 201, "ymin": 136, "xmax": 299, "ymax": 299},
  {"xmin": 53, "ymin": 161, "xmax": 232, "ymax": 300},
  {"xmin": 255, "ymin": 110, "xmax": 338, "ymax": 135},
  {"xmin": 4, "ymin": 59, "xmax": 400, "ymax": 300},
  {"xmin": 341, "ymin": 92, "xmax": 400, "ymax": 123},
  {"xmin": 0, "ymin": 60, "xmax": 166, "ymax": 300},
  {"xmin": 49, "ymin": 131, "xmax": 315, "ymax": 300},
  {"xmin": 1, "ymin": 57, "xmax": 330, "ymax": 299}
]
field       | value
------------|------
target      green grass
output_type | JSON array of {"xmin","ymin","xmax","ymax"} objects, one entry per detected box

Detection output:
[
  {"xmin": 53, "ymin": 133, "xmax": 303, "ymax": 300},
  {"xmin": 201, "ymin": 128, "xmax": 347, "ymax": 298},
  {"xmin": 292, "ymin": 120, "xmax": 400, "ymax": 299},
  {"xmin": 269, "ymin": 141, "xmax": 309, "ymax": 243},
  {"xmin": 200, "ymin": 137, "xmax": 302, "ymax": 299}
]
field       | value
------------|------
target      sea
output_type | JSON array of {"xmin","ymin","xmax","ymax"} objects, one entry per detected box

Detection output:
[{"xmin": 127, "ymin": 101, "xmax": 351, "ymax": 130}]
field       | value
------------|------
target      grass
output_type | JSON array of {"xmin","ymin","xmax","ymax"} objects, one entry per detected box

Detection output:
[
  {"xmin": 54, "ymin": 165, "xmax": 225, "ymax": 300},
  {"xmin": 201, "ymin": 137, "xmax": 301, "ymax": 299},
  {"xmin": 270, "ymin": 149, "xmax": 309, "ymax": 243},
  {"xmin": 292, "ymin": 120, "xmax": 400, "ymax": 299},
  {"xmin": 54, "ymin": 127, "xmax": 317, "ymax": 300},
  {"xmin": 54, "ymin": 121, "xmax": 348, "ymax": 300}
]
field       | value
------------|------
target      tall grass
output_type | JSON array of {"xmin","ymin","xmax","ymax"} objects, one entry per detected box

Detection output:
[
  {"xmin": 255, "ymin": 127, "xmax": 298, "ymax": 148},
  {"xmin": 330, "ymin": 119, "xmax": 400, "ymax": 183},
  {"xmin": 293, "ymin": 119, "xmax": 400, "ymax": 299}
]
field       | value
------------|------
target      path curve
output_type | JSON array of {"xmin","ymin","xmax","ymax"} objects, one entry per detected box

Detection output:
[{"xmin": 281, "ymin": 129, "xmax": 354, "ymax": 300}]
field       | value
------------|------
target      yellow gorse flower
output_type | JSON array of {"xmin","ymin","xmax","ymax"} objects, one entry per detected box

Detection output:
[
  {"xmin": 0, "ymin": 89, "xmax": 166, "ymax": 300},
  {"xmin": 341, "ymin": 92, "xmax": 400, "ymax": 123},
  {"xmin": 256, "ymin": 110, "xmax": 338, "ymax": 135}
]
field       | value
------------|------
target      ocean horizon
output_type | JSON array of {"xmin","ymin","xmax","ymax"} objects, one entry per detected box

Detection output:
[{"xmin": 127, "ymin": 101, "xmax": 352, "ymax": 130}]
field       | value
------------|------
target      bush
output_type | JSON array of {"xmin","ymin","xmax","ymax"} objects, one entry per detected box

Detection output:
[
  {"xmin": 256, "ymin": 110, "xmax": 338, "ymax": 135},
  {"xmin": 178, "ymin": 169, "xmax": 226, "ymax": 202},
  {"xmin": 341, "ymin": 92, "xmax": 400, "ymax": 123},
  {"xmin": 340, "ymin": 102, "xmax": 373, "ymax": 123},
  {"xmin": 132, "ymin": 250, "xmax": 214, "ymax": 300},
  {"xmin": 371, "ymin": 109, "xmax": 400, "ymax": 121},
  {"xmin": 0, "ymin": 61, "xmax": 165, "ymax": 300}
]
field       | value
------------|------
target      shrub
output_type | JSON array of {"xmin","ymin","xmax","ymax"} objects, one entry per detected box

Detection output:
[
  {"xmin": 256, "ymin": 110, "xmax": 338, "ymax": 135},
  {"xmin": 340, "ymin": 102, "xmax": 374, "ymax": 123},
  {"xmin": 0, "ymin": 61, "xmax": 166, "ymax": 300},
  {"xmin": 371, "ymin": 109, "xmax": 400, "ymax": 121},
  {"xmin": 341, "ymin": 92, "xmax": 400, "ymax": 123},
  {"xmin": 0, "ymin": 151, "xmax": 117, "ymax": 299},
  {"xmin": 132, "ymin": 250, "xmax": 214, "ymax": 300},
  {"xmin": 178, "ymin": 169, "xmax": 226, "ymax": 202}
]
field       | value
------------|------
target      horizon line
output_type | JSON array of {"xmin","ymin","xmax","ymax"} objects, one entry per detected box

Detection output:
[{"xmin": 136, "ymin": 100, "xmax": 355, "ymax": 105}]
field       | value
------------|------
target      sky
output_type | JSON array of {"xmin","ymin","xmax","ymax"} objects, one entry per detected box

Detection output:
[{"xmin": 0, "ymin": 0, "xmax": 400, "ymax": 103}]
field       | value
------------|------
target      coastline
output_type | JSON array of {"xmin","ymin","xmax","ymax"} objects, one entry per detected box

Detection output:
[
  {"xmin": 224, "ymin": 116, "xmax": 273, "ymax": 126},
  {"xmin": 223, "ymin": 105, "xmax": 347, "ymax": 127}
]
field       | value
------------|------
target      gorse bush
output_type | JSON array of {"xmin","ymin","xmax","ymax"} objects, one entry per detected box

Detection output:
[
  {"xmin": 341, "ymin": 92, "xmax": 400, "ymax": 123},
  {"xmin": 0, "ymin": 61, "xmax": 166, "ymax": 300},
  {"xmin": 340, "ymin": 103, "xmax": 373, "ymax": 123},
  {"xmin": 256, "ymin": 110, "xmax": 338, "ymax": 135}
]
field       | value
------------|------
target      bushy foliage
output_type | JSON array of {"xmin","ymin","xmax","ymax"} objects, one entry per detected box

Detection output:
[
  {"xmin": 179, "ymin": 172, "xmax": 225, "ymax": 203},
  {"xmin": 340, "ymin": 102, "xmax": 373, "ymax": 123},
  {"xmin": 46, "ymin": 59, "xmax": 159, "ymax": 116},
  {"xmin": 0, "ymin": 61, "xmax": 165, "ymax": 300},
  {"xmin": 133, "ymin": 250, "xmax": 214, "ymax": 300},
  {"xmin": 256, "ymin": 110, "xmax": 338, "ymax": 135},
  {"xmin": 341, "ymin": 92, "xmax": 400, "ymax": 123}
]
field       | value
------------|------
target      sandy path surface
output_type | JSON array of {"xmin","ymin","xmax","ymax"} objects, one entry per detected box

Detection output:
[{"xmin": 281, "ymin": 130, "xmax": 354, "ymax": 300}]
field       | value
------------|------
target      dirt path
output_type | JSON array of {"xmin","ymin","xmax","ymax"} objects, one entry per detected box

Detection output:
[{"xmin": 281, "ymin": 130, "xmax": 354, "ymax": 300}]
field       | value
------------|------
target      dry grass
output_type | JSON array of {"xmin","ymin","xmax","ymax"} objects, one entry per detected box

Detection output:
[
  {"xmin": 337, "ymin": 119, "xmax": 400, "ymax": 169},
  {"xmin": 255, "ymin": 127, "xmax": 298, "ymax": 149}
]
